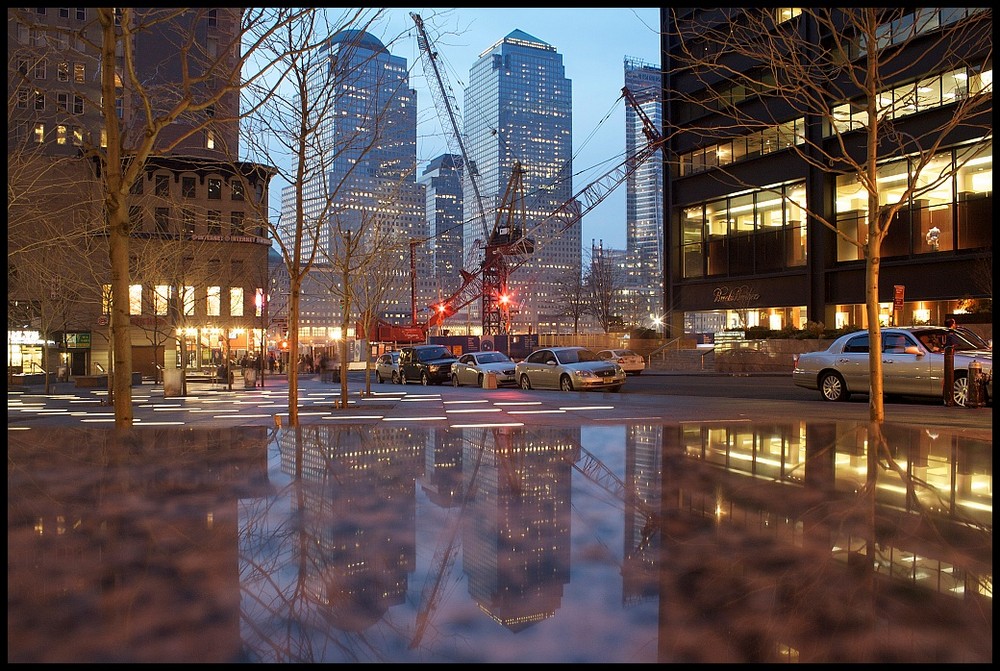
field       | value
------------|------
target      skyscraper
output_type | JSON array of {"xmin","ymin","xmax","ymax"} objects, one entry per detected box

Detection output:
[
  {"xmin": 281, "ymin": 28, "xmax": 431, "ymax": 326},
  {"xmin": 463, "ymin": 29, "xmax": 579, "ymax": 334},
  {"xmin": 623, "ymin": 57, "xmax": 664, "ymax": 331},
  {"xmin": 418, "ymin": 154, "xmax": 465, "ymax": 301}
]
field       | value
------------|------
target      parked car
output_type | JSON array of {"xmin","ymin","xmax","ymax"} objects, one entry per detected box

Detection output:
[
  {"xmin": 451, "ymin": 351, "xmax": 517, "ymax": 387},
  {"xmin": 597, "ymin": 348, "xmax": 646, "ymax": 376},
  {"xmin": 515, "ymin": 346, "xmax": 626, "ymax": 392},
  {"xmin": 374, "ymin": 351, "xmax": 400, "ymax": 384},
  {"xmin": 792, "ymin": 326, "xmax": 992, "ymax": 406},
  {"xmin": 398, "ymin": 344, "xmax": 457, "ymax": 386}
]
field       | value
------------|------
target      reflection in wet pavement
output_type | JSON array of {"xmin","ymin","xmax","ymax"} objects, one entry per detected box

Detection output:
[{"xmin": 8, "ymin": 420, "xmax": 991, "ymax": 663}]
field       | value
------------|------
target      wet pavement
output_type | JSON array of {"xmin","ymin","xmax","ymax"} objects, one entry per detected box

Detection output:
[{"xmin": 7, "ymin": 376, "xmax": 993, "ymax": 662}]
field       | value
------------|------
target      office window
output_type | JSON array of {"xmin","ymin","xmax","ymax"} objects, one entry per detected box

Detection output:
[
  {"xmin": 255, "ymin": 288, "xmax": 265, "ymax": 317},
  {"xmin": 57, "ymin": 92, "xmax": 69, "ymax": 111},
  {"xmin": 153, "ymin": 285, "xmax": 171, "ymax": 316},
  {"xmin": 129, "ymin": 284, "xmax": 143, "ymax": 315},
  {"xmin": 77, "ymin": 8, "xmax": 86, "ymax": 20},
  {"xmin": 182, "ymin": 209, "xmax": 195, "ymax": 237},
  {"xmin": 34, "ymin": 92, "xmax": 45, "ymax": 111},
  {"xmin": 207, "ymin": 286, "xmax": 221, "ymax": 316},
  {"xmin": 58, "ymin": 61, "xmax": 69, "ymax": 82},
  {"xmin": 72, "ymin": 127, "xmax": 83, "ymax": 146},
  {"xmin": 230, "ymin": 211, "xmax": 245, "ymax": 234},
  {"xmin": 207, "ymin": 210, "xmax": 222, "ymax": 235},
  {"xmin": 230, "ymin": 287, "xmax": 244, "ymax": 317},
  {"xmin": 34, "ymin": 59, "xmax": 46, "ymax": 80},
  {"xmin": 155, "ymin": 174, "xmax": 170, "ymax": 197},
  {"xmin": 183, "ymin": 285, "xmax": 195, "ymax": 316},
  {"xmin": 56, "ymin": 125, "xmax": 68, "ymax": 145},
  {"xmin": 182, "ymin": 176, "xmax": 196, "ymax": 198},
  {"xmin": 155, "ymin": 207, "xmax": 170, "ymax": 233},
  {"xmin": 208, "ymin": 9, "xmax": 218, "ymax": 27},
  {"xmin": 208, "ymin": 178, "xmax": 222, "ymax": 199},
  {"xmin": 16, "ymin": 88, "xmax": 29, "ymax": 109},
  {"xmin": 73, "ymin": 95, "xmax": 84, "ymax": 115},
  {"xmin": 33, "ymin": 123, "xmax": 45, "ymax": 143},
  {"xmin": 74, "ymin": 63, "xmax": 85, "ymax": 83},
  {"xmin": 206, "ymin": 129, "xmax": 215, "ymax": 150},
  {"xmin": 232, "ymin": 180, "xmax": 245, "ymax": 201}
]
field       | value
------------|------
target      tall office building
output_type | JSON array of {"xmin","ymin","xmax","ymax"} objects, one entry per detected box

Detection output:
[
  {"xmin": 281, "ymin": 29, "xmax": 431, "ymax": 327},
  {"xmin": 418, "ymin": 154, "xmax": 465, "ymax": 302},
  {"xmin": 623, "ymin": 57, "xmax": 664, "ymax": 331},
  {"xmin": 463, "ymin": 30, "xmax": 579, "ymax": 334}
]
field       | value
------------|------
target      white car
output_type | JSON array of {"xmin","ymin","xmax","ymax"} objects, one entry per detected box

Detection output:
[
  {"xmin": 597, "ymin": 348, "xmax": 646, "ymax": 376},
  {"xmin": 515, "ymin": 346, "xmax": 626, "ymax": 392},
  {"xmin": 451, "ymin": 351, "xmax": 517, "ymax": 387},
  {"xmin": 374, "ymin": 351, "xmax": 400, "ymax": 384}
]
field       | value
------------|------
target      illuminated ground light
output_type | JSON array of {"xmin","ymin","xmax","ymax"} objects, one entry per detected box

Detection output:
[
  {"xmin": 443, "ymin": 399, "xmax": 490, "ymax": 405},
  {"xmin": 559, "ymin": 405, "xmax": 615, "ymax": 411},
  {"xmin": 444, "ymin": 408, "xmax": 504, "ymax": 414},
  {"xmin": 507, "ymin": 409, "xmax": 567, "ymax": 415},
  {"xmin": 400, "ymin": 396, "xmax": 443, "ymax": 402},
  {"xmin": 382, "ymin": 416, "xmax": 447, "ymax": 422},
  {"xmin": 449, "ymin": 422, "xmax": 525, "ymax": 428},
  {"xmin": 494, "ymin": 401, "xmax": 543, "ymax": 406},
  {"xmin": 322, "ymin": 415, "xmax": 385, "ymax": 421},
  {"xmin": 8, "ymin": 426, "xmax": 31, "ymax": 431},
  {"xmin": 134, "ymin": 420, "xmax": 186, "ymax": 426}
]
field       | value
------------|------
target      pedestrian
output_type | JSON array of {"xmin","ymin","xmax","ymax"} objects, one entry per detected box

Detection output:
[{"xmin": 944, "ymin": 317, "xmax": 961, "ymax": 350}]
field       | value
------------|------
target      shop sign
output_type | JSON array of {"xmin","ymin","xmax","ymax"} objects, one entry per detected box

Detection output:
[
  {"xmin": 66, "ymin": 332, "xmax": 92, "ymax": 348},
  {"xmin": 712, "ymin": 285, "xmax": 761, "ymax": 304},
  {"xmin": 9, "ymin": 330, "xmax": 44, "ymax": 344},
  {"xmin": 893, "ymin": 285, "xmax": 905, "ymax": 311}
]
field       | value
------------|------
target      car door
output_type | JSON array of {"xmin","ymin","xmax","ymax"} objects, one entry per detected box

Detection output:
[
  {"xmin": 837, "ymin": 333, "xmax": 871, "ymax": 392},
  {"xmin": 456, "ymin": 354, "xmax": 475, "ymax": 385},
  {"xmin": 882, "ymin": 332, "xmax": 932, "ymax": 396},
  {"xmin": 522, "ymin": 349, "xmax": 555, "ymax": 388}
]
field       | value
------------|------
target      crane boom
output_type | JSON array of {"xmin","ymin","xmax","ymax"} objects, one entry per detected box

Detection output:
[{"xmin": 411, "ymin": 13, "xmax": 489, "ymax": 243}]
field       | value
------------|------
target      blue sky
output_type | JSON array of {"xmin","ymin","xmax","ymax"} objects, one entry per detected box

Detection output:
[{"xmin": 373, "ymin": 8, "xmax": 662, "ymax": 250}]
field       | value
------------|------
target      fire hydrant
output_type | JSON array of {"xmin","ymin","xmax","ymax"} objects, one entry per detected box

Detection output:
[{"xmin": 966, "ymin": 359, "xmax": 984, "ymax": 408}]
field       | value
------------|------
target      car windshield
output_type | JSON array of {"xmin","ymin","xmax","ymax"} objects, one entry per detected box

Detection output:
[
  {"xmin": 478, "ymin": 353, "xmax": 509, "ymax": 364},
  {"xmin": 558, "ymin": 348, "xmax": 599, "ymax": 364},
  {"xmin": 418, "ymin": 347, "xmax": 454, "ymax": 361},
  {"xmin": 917, "ymin": 328, "xmax": 987, "ymax": 352}
]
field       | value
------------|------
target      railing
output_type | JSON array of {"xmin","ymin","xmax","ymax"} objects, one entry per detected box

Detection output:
[{"xmin": 646, "ymin": 336, "xmax": 685, "ymax": 365}]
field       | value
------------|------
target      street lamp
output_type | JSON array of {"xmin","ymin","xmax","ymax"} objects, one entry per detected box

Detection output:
[{"xmin": 651, "ymin": 315, "xmax": 663, "ymax": 339}]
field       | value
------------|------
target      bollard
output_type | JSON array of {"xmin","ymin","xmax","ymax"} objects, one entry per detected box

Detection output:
[
  {"xmin": 966, "ymin": 360, "xmax": 983, "ymax": 409},
  {"xmin": 942, "ymin": 345, "xmax": 955, "ymax": 406}
]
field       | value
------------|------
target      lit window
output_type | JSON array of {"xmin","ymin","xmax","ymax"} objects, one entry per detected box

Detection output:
[
  {"xmin": 206, "ymin": 129, "xmax": 215, "ymax": 149},
  {"xmin": 154, "ymin": 286, "xmax": 171, "ymax": 316},
  {"xmin": 33, "ymin": 123, "xmax": 45, "ymax": 143},
  {"xmin": 183, "ymin": 286, "xmax": 195, "ymax": 316},
  {"xmin": 74, "ymin": 63, "xmax": 85, "ymax": 83},
  {"xmin": 56, "ymin": 125, "xmax": 68, "ymax": 145},
  {"xmin": 129, "ymin": 284, "xmax": 143, "ymax": 315},
  {"xmin": 230, "ymin": 287, "xmax": 244, "ymax": 316},
  {"xmin": 207, "ymin": 286, "xmax": 221, "ymax": 316}
]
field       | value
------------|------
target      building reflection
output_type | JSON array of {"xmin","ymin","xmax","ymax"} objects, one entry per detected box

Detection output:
[{"xmin": 8, "ymin": 419, "xmax": 991, "ymax": 663}]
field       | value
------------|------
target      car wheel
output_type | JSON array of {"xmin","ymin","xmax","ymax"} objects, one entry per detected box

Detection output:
[
  {"xmin": 559, "ymin": 375, "xmax": 574, "ymax": 392},
  {"xmin": 477, "ymin": 374, "xmax": 484, "ymax": 387},
  {"xmin": 376, "ymin": 371, "xmax": 384, "ymax": 384},
  {"xmin": 452, "ymin": 374, "xmax": 460, "ymax": 387},
  {"xmin": 391, "ymin": 371, "xmax": 399, "ymax": 384},
  {"xmin": 421, "ymin": 372, "xmax": 430, "ymax": 386},
  {"xmin": 519, "ymin": 374, "xmax": 532, "ymax": 390},
  {"xmin": 819, "ymin": 371, "xmax": 849, "ymax": 402},
  {"xmin": 952, "ymin": 374, "xmax": 968, "ymax": 407}
]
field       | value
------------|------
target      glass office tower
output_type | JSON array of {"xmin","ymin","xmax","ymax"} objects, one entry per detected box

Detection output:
[
  {"xmin": 623, "ymin": 57, "xmax": 665, "ymax": 331},
  {"xmin": 463, "ymin": 30, "xmax": 579, "ymax": 334},
  {"xmin": 281, "ymin": 29, "xmax": 431, "ymax": 323}
]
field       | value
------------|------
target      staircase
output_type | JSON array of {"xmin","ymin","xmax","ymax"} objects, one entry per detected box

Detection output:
[{"xmin": 647, "ymin": 346, "xmax": 715, "ymax": 372}]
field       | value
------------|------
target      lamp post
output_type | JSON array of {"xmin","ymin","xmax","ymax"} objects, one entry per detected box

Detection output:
[{"xmin": 651, "ymin": 315, "xmax": 664, "ymax": 340}]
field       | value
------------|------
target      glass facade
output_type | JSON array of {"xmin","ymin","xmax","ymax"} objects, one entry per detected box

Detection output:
[
  {"xmin": 624, "ymin": 58, "xmax": 665, "ymax": 329},
  {"xmin": 463, "ymin": 30, "xmax": 577, "ymax": 333}
]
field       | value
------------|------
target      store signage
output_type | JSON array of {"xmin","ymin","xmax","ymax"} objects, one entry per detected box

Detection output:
[
  {"xmin": 712, "ymin": 285, "xmax": 761, "ymax": 304},
  {"xmin": 893, "ymin": 285, "xmax": 905, "ymax": 311},
  {"xmin": 66, "ymin": 332, "xmax": 92, "ymax": 348},
  {"xmin": 9, "ymin": 330, "xmax": 43, "ymax": 344}
]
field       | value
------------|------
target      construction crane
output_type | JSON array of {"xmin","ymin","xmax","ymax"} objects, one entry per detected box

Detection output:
[
  {"xmin": 411, "ymin": 13, "xmax": 491, "ymax": 263},
  {"xmin": 409, "ymin": 85, "xmax": 664, "ymax": 339}
]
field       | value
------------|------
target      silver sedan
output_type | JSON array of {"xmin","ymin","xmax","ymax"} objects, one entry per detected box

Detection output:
[
  {"xmin": 515, "ymin": 346, "xmax": 626, "ymax": 392},
  {"xmin": 450, "ymin": 351, "xmax": 517, "ymax": 387},
  {"xmin": 792, "ymin": 326, "xmax": 992, "ymax": 406}
]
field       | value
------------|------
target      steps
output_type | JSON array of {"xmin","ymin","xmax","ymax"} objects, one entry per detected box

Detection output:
[{"xmin": 647, "ymin": 347, "xmax": 715, "ymax": 372}]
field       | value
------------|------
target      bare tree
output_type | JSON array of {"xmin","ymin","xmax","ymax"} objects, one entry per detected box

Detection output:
[
  {"xmin": 585, "ymin": 241, "xmax": 626, "ymax": 334},
  {"xmin": 664, "ymin": 8, "xmax": 991, "ymax": 422},
  {"xmin": 241, "ymin": 9, "xmax": 421, "ymax": 425}
]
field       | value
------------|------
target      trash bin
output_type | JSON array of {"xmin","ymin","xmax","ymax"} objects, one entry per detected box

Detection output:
[{"xmin": 244, "ymin": 367, "xmax": 258, "ymax": 389}]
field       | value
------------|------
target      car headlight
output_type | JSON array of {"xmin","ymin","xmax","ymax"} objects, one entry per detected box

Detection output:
[{"xmin": 574, "ymin": 370, "xmax": 598, "ymax": 378}]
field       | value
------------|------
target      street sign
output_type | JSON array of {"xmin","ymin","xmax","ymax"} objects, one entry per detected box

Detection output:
[
  {"xmin": 893, "ymin": 285, "xmax": 905, "ymax": 311},
  {"xmin": 97, "ymin": 315, "xmax": 109, "ymax": 326}
]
